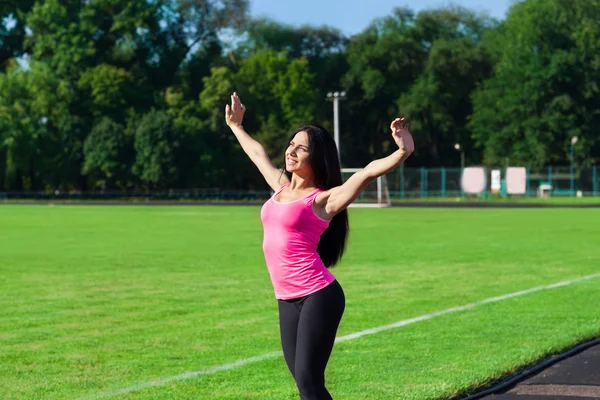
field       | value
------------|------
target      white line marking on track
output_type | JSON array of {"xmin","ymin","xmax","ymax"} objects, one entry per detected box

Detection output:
[{"xmin": 79, "ymin": 272, "xmax": 600, "ymax": 399}]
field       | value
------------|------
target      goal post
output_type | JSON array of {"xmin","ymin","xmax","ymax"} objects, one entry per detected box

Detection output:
[{"xmin": 341, "ymin": 168, "xmax": 391, "ymax": 208}]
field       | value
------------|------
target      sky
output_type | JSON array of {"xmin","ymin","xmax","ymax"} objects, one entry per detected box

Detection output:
[{"xmin": 250, "ymin": 0, "xmax": 514, "ymax": 35}]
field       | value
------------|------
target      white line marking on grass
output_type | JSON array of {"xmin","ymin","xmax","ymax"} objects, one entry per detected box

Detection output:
[
  {"xmin": 336, "ymin": 272, "xmax": 600, "ymax": 342},
  {"xmin": 80, "ymin": 272, "xmax": 600, "ymax": 399},
  {"xmin": 79, "ymin": 352, "xmax": 283, "ymax": 400}
]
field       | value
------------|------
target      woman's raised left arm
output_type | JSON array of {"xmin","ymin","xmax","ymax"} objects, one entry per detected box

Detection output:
[{"xmin": 316, "ymin": 118, "xmax": 414, "ymax": 218}]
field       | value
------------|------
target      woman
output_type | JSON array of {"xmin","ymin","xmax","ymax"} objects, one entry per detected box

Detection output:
[{"xmin": 225, "ymin": 92, "xmax": 414, "ymax": 399}]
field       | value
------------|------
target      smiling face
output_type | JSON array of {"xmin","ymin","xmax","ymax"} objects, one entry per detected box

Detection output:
[{"xmin": 285, "ymin": 131, "xmax": 313, "ymax": 175}]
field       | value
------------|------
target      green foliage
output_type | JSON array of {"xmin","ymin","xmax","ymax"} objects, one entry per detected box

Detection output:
[
  {"xmin": 0, "ymin": 61, "xmax": 81, "ymax": 190},
  {"xmin": 240, "ymin": 18, "xmax": 347, "ymax": 59},
  {"xmin": 237, "ymin": 19, "xmax": 349, "ymax": 130},
  {"xmin": 0, "ymin": 0, "xmax": 599, "ymax": 190},
  {"xmin": 26, "ymin": 0, "xmax": 96, "ymax": 76},
  {"xmin": 133, "ymin": 109, "xmax": 179, "ymax": 188},
  {"xmin": 83, "ymin": 117, "xmax": 132, "ymax": 189},
  {"xmin": 470, "ymin": 0, "xmax": 600, "ymax": 167},
  {"xmin": 78, "ymin": 65, "xmax": 134, "ymax": 120},
  {"xmin": 0, "ymin": 67, "xmax": 38, "ymax": 190},
  {"xmin": 344, "ymin": 7, "xmax": 495, "ymax": 166}
]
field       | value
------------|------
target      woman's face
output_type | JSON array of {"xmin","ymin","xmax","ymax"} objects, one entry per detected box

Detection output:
[{"xmin": 285, "ymin": 131, "xmax": 312, "ymax": 175}]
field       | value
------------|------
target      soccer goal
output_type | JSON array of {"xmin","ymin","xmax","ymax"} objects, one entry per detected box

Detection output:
[{"xmin": 341, "ymin": 168, "xmax": 391, "ymax": 208}]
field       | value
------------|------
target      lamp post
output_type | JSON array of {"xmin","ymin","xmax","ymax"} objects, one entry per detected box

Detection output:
[
  {"xmin": 326, "ymin": 91, "xmax": 346, "ymax": 161},
  {"xmin": 570, "ymin": 136, "xmax": 578, "ymax": 195},
  {"xmin": 454, "ymin": 143, "xmax": 464, "ymax": 170}
]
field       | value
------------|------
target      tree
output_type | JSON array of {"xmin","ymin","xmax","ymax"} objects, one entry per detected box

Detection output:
[
  {"xmin": 236, "ymin": 19, "xmax": 349, "ymax": 129},
  {"xmin": 469, "ymin": 0, "xmax": 600, "ymax": 167},
  {"xmin": 163, "ymin": 86, "xmax": 227, "ymax": 188},
  {"xmin": 133, "ymin": 109, "xmax": 178, "ymax": 188},
  {"xmin": 342, "ymin": 7, "xmax": 495, "ymax": 167},
  {"xmin": 398, "ymin": 8, "xmax": 496, "ymax": 166},
  {"xmin": 0, "ymin": 61, "xmax": 80, "ymax": 190},
  {"xmin": 137, "ymin": 0, "xmax": 248, "ymax": 90},
  {"xmin": 239, "ymin": 18, "xmax": 347, "ymax": 61},
  {"xmin": 0, "ymin": 66, "xmax": 38, "ymax": 190},
  {"xmin": 82, "ymin": 118, "xmax": 132, "ymax": 189},
  {"xmin": 6, "ymin": 0, "xmax": 249, "ymax": 190},
  {"xmin": 78, "ymin": 64, "xmax": 135, "ymax": 122}
]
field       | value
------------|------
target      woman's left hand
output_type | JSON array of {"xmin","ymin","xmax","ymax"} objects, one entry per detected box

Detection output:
[{"xmin": 390, "ymin": 118, "xmax": 415, "ymax": 155}]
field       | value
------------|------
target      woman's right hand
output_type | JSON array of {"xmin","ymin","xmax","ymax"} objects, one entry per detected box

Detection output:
[{"xmin": 225, "ymin": 92, "xmax": 245, "ymax": 127}]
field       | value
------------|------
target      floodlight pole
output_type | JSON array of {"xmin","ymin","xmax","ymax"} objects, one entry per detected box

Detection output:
[
  {"xmin": 570, "ymin": 136, "xmax": 578, "ymax": 195},
  {"xmin": 326, "ymin": 91, "xmax": 346, "ymax": 163},
  {"xmin": 334, "ymin": 97, "xmax": 340, "ymax": 151}
]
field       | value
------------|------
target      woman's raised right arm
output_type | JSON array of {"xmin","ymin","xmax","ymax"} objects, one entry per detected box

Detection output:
[{"xmin": 226, "ymin": 92, "xmax": 289, "ymax": 191}]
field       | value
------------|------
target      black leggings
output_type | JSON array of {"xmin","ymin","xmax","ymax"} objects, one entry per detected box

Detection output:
[{"xmin": 278, "ymin": 280, "xmax": 345, "ymax": 400}]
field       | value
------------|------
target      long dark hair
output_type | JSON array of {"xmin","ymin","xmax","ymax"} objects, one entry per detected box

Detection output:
[{"xmin": 283, "ymin": 125, "xmax": 349, "ymax": 268}]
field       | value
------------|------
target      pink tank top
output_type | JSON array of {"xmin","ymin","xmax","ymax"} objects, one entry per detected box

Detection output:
[{"xmin": 260, "ymin": 183, "xmax": 336, "ymax": 300}]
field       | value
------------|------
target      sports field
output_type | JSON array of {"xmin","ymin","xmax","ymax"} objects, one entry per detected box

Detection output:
[{"xmin": 1, "ymin": 205, "xmax": 599, "ymax": 400}]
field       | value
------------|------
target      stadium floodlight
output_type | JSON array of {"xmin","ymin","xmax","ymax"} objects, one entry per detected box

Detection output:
[{"xmin": 454, "ymin": 143, "xmax": 464, "ymax": 170}]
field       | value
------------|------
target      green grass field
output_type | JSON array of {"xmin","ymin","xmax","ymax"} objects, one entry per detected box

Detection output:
[{"xmin": 1, "ymin": 205, "xmax": 599, "ymax": 400}]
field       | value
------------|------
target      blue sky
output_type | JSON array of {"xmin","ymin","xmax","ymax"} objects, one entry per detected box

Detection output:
[{"xmin": 250, "ymin": 0, "xmax": 513, "ymax": 35}]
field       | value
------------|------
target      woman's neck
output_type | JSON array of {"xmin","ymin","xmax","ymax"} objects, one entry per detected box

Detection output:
[{"xmin": 289, "ymin": 173, "xmax": 315, "ymax": 191}]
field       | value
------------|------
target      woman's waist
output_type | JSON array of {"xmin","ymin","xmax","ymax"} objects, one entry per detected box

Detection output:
[
  {"xmin": 267, "ymin": 258, "xmax": 334, "ymax": 284},
  {"xmin": 262, "ymin": 235, "xmax": 319, "ymax": 254},
  {"xmin": 263, "ymin": 248, "xmax": 323, "ymax": 265}
]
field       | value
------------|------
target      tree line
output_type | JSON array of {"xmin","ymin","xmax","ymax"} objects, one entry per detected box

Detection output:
[{"xmin": 0, "ymin": 0, "xmax": 599, "ymax": 191}]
